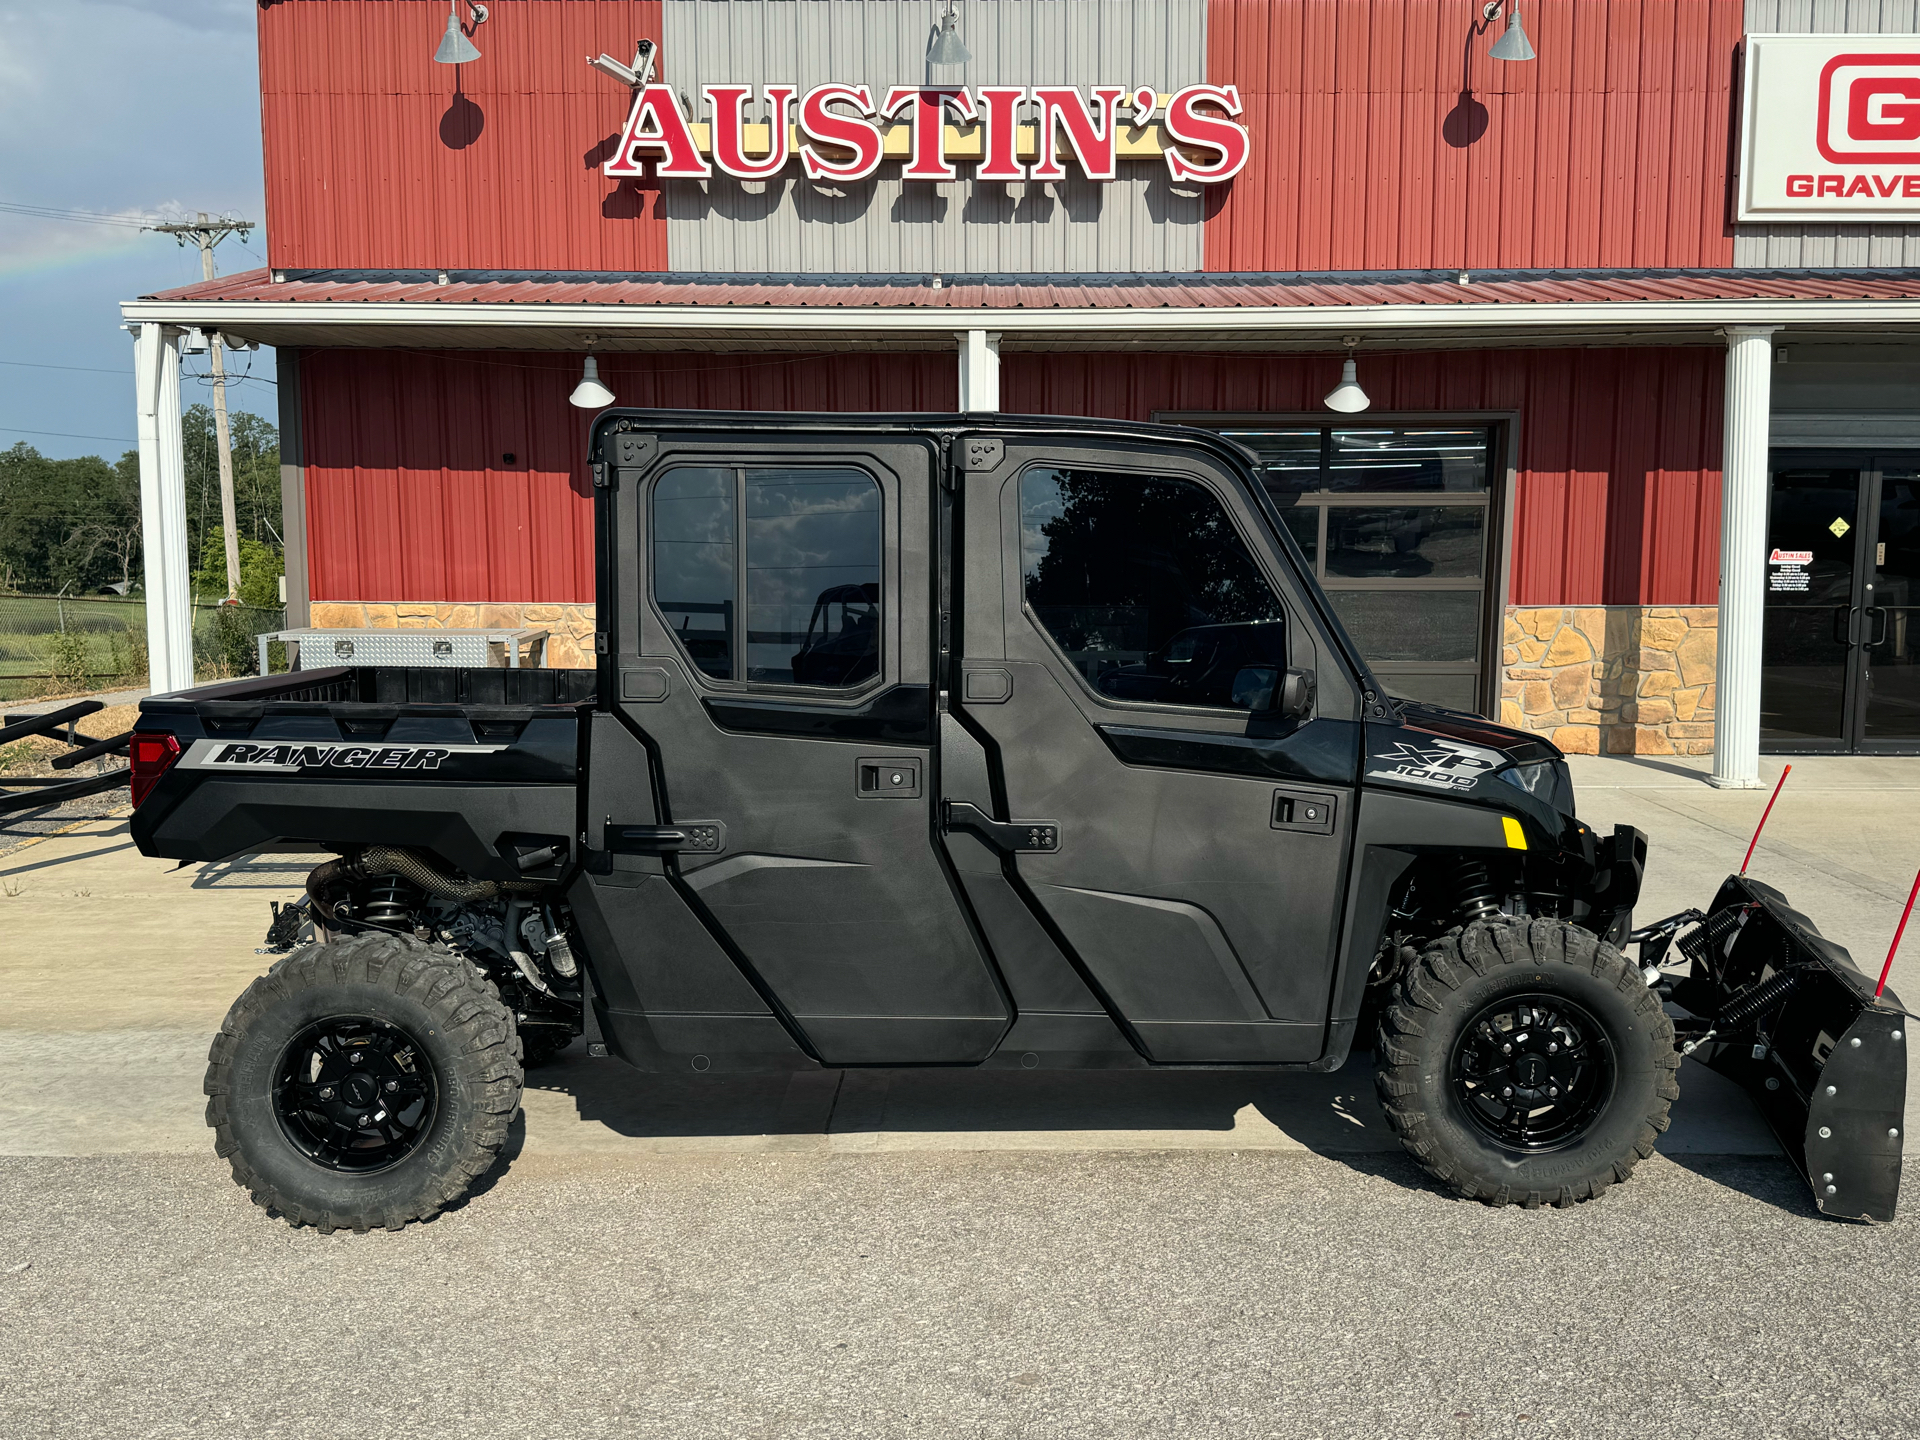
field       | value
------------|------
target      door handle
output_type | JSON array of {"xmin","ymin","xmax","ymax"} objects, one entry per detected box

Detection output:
[
  {"xmin": 942, "ymin": 801, "xmax": 1060, "ymax": 853},
  {"xmin": 1834, "ymin": 605, "xmax": 1861, "ymax": 646},
  {"xmin": 605, "ymin": 821, "xmax": 725, "ymax": 855},
  {"xmin": 1864, "ymin": 607, "xmax": 1890, "ymax": 648}
]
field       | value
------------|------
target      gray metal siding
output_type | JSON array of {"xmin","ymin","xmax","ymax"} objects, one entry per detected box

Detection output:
[
  {"xmin": 1736, "ymin": 0, "xmax": 1920, "ymax": 269},
  {"xmin": 660, "ymin": 0, "xmax": 1207, "ymax": 275}
]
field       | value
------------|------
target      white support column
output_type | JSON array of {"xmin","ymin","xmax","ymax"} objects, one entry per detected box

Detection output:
[
  {"xmin": 134, "ymin": 323, "xmax": 194, "ymax": 695},
  {"xmin": 957, "ymin": 329, "xmax": 1001, "ymax": 413},
  {"xmin": 1709, "ymin": 324, "xmax": 1779, "ymax": 789}
]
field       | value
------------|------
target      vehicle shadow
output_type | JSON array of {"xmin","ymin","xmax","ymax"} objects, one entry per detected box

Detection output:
[{"xmin": 515, "ymin": 1046, "xmax": 1809, "ymax": 1214}]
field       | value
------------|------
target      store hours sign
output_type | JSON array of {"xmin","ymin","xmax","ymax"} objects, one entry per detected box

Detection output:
[
  {"xmin": 1736, "ymin": 34, "xmax": 1920, "ymax": 220},
  {"xmin": 602, "ymin": 83, "xmax": 1250, "ymax": 185}
]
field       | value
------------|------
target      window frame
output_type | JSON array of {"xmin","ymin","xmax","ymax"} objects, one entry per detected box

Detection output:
[
  {"xmin": 1157, "ymin": 409, "xmax": 1519, "ymax": 719},
  {"xmin": 647, "ymin": 461, "xmax": 888, "ymax": 697},
  {"xmin": 1011, "ymin": 457, "xmax": 1304, "ymax": 721}
]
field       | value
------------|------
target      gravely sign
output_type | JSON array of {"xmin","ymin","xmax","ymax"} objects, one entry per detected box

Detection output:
[{"xmin": 603, "ymin": 83, "xmax": 1250, "ymax": 184}]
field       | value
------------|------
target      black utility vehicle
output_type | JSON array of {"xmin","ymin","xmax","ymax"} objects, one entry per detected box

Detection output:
[{"xmin": 129, "ymin": 413, "xmax": 1908, "ymax": 1232}]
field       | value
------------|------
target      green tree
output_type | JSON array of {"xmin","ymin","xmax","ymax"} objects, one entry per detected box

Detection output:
[
  {"xmin": 0, "ymin": 442, "xmax": 142, "ymax": 594},
  {"xmin": 182, "ymin": 402, "xmax": 282, "ymax": 593},
  {"xmin": 0, "ymin": 404, "xmax": 282, "ymax": 598},
  {"xmin": 194, "ymin": 530, "xmax": 282, "ymax": 609}
]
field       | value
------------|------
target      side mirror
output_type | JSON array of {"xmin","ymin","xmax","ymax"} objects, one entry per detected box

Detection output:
[
  {"xmin": 1277, "ymin": 666, "xmax": 1316, "ymax": 720},
  {"xmin": 1229, "ymin": 665, "xmax": 1278, "ymax": 711},
  {"xmin": 1230, "ymin": 665, "xmax": 1316, "ymax": 720}
]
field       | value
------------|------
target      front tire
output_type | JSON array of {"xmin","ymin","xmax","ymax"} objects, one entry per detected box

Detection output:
[
  {"xmin": 204, "ymin": 934, "xmax": 523, "ymax": 1232},
  {"xmin": 1375, "ymin": 917, "xmax": 1679, "ymax": 1208}
]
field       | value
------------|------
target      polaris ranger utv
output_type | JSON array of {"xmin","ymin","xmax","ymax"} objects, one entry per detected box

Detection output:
[{"xmin": 128, "ymin": 413, "xmax": 1909, "ymax": 1232}]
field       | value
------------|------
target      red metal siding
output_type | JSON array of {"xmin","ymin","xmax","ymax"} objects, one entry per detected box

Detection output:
[
  {"xmin": 1001, "ymin": 347, "xmax": 1724, "ymax": 606},
  {"xmin": 303, "ymin": 346, "xmax": 1719, "ymax": 607},
  {"xmin": 1203, "ymin": 0, "xmax": 1745, "ymax": 272},
  {"xmin": 259, "ymin": 1, "xmax": 668, "ymax": 272},
  {"xmin": 300, "ymin": 349, "xmax": 956, "ymax": 603}
]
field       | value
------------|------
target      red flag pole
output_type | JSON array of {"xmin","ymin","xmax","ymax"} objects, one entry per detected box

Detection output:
[
  {"xmin": 1875, "ymin": 872, "xmax": 1920, "ymax": 1001},
  {"xmin": 1738, "ymin": 763, "xmax": 1792, "ymax": 876}
]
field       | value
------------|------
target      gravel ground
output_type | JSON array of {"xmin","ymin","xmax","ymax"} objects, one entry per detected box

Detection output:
[
  {"xmin": 0, "ymin": 790, "xmax": 130, "ymax": 860},
  {"xmin": 0, "ymin": 1148, "xmax": 1912, "ymax": 1440}
]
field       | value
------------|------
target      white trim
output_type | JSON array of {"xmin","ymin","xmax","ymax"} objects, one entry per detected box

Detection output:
[
  {"xmin": 133, "ymin": 324, "xmax": 194, "ymax": 695},
  {"xmin": 1709, "ymin": 325, "xmax": 1780, "ymax": 789},
  {"xmin": 958, "ymin": 329, "xmax": 1001, "ymax": 411},
  {"xmin": 118, "ymin": 296, "xmax": 1918, "ymax": 340}
]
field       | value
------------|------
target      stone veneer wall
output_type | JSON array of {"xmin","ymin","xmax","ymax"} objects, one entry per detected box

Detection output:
[
  {"xmin": 307, "ymin": 602, "xmax": 598, "ymax": 671},
  {"xmin": 1501, "ymin": 605, "xmax": 1718, "ymax": 756}
]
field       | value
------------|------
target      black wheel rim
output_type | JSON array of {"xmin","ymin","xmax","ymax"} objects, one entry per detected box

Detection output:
[
  {"xmin": 1449, "ymin": 993, "xmax": 1616, "ymax": 1153},
  {"xmin": 272, "ymin": 1015, "xmax": 438, "ymax": 1174}
]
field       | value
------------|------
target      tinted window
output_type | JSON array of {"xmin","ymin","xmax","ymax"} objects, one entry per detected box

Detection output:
[
  {"xmin": 653, "ymin": 467, "xmax": 736, "ymax": 679},
  {"xmin": 1020, "ymin": 468, "xmax": 1285, "ymax": 710},
  {"xmin": 745, "ymin": 469, "xmax": 881, "ymax": 686},
  {"xmin": 651, "ymin": 466, "xmax": 882, "ymax": 688}
]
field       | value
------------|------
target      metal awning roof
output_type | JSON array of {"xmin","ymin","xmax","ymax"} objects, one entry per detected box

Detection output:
[{"xmin": 123, "ymin": 267, "xmax": 1919, "ymax": 353}]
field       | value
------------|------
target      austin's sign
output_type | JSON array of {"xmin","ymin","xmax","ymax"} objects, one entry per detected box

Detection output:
[{"xmin": 602, "ymin": 84, "xmax": 1250, "ymax": 184}]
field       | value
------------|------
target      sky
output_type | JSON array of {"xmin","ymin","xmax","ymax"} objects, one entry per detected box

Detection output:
[{"xmin": 0, "ymin": 0, "xmax": 276, "ymax": 461}]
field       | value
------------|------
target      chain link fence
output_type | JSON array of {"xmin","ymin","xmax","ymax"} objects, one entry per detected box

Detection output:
[{"xmin": 0, "ymin": 595, "xmax": 287, "ymax": 702}]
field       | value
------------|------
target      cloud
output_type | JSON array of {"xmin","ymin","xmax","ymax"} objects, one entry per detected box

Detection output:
[{"xmin": 0, "ymin": 2, "xmax": 262, "ymax": 275}]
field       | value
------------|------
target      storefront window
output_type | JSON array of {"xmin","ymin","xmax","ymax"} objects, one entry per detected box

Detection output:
[{"xmin": 1203, "ymin": 424, "xmax": 1498, "ymax": 714}]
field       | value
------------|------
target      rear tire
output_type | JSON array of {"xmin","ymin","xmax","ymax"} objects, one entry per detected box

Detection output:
[
  {"xmin": 1375, "ymin": 917, "xmax": 1679, "ymax": 1208},
  {"xmin": 204, "ymin": 933, "xmax": 523, "ymax": 1232}
]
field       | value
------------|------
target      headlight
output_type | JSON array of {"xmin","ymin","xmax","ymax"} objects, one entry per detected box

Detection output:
[{"xmin": 1497, "ymin": 759, "xmax": 1575, "ymax": 815}]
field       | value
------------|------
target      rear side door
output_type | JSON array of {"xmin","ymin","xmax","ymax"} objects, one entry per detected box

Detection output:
[
  {"xmin": 944, "ymin": 431, "xmax": 1364, "ymax": 1062},
  {"xmin": 602, "ymin": 423, "xmax": 1007, "ymax": 1065}
]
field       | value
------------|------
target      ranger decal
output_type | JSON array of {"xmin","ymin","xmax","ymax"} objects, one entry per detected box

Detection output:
[{"xmin": 179, "ymin": 739, "xmax": 508, "ymax": 773}]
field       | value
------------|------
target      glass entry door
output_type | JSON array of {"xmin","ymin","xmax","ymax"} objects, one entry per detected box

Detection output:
[{"xmin": 1762, "ymin": 452, "xmax": 1919, "ymax": 753}]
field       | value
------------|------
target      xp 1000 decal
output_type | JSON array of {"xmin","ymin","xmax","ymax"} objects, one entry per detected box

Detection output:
[{"xmin": 1366, "ymin": 738, "xmax": 1505, "ymax": 792}]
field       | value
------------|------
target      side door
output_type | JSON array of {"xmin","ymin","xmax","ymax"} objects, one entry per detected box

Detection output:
[
  {"xmin": 944, "ymin": 432, "xmax": 1364, "ymax": 1063},
  {"xmin": 603, "ymin": 424, "xmax": 1008, "ymax": 1065}
]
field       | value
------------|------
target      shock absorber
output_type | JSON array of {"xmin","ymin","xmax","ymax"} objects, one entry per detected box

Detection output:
[
  {"xmin": 1450, "ymin": 858, "xmax": 1501, "ymax": 924},
  {"xmin": 361, "ymin": 874, "xmax": 420, "ymax": 929}
]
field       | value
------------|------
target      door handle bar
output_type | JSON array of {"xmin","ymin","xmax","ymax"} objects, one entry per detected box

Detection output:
[
  {"xmin": 1865, "ymin": 607, "xmax": 1890, "ymax": 648},
  {"xmin": 942, "ymin": 801, "xmax": 1061, "ymax": 853}
]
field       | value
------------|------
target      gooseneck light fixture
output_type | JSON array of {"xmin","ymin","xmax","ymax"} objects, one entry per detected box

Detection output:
[
  {"xmin": 570, "ymin": 354, "xmax": 616, "ymax": 410},
  {"xmin": 434, "ymin": 3, "xmax": 488, "ymax": 65},
  {"xmin": 1486, "ymin": 2, "xmax": 1536, "ymax": 63},
  {"xmin": 1323, "ymin": 337, "xmax": 1371, "ymax": 414}
]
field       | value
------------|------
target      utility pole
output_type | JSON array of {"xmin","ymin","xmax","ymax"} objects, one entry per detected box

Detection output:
[{"xmin": 148, "ymin": 212, "xmax": 254, "ymax": 603}]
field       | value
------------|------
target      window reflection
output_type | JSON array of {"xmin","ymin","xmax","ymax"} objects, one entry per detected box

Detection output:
[{"xmin": 1021, "ymin": 468, "xmax": 1287, "ymax": 710}]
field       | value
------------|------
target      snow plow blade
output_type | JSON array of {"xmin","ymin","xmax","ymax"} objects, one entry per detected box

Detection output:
[{"xmin": 1654, "ymin": 876, "xmax": 1910, "ymax": 1224}]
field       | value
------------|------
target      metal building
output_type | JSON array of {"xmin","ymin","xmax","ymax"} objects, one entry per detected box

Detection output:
[{"xmin": 125, "ymin": 0, "xmax": 1919, "ymax": 777}]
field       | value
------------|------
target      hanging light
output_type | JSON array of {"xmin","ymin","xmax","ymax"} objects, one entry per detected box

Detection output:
[
  {"xmin": 433, "ymin": 3, "xmax": 487, "ymax": 65},
  {"xmin": 1323, "ymin": 339, "xmax": 1371, "ymax": 414},
  {"xmin": 1487, "ymin": 3, "xmax": 1536, "ymax": 63},
  {"xmin": 927, "ymin": 3, "xmax": 971, "ymax": 66},
  {"xmin": 570, "ymin": 354, "xmax": 615, "ymax": 409}
]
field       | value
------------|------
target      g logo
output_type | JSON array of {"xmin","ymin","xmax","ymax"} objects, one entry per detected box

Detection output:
[{"xmin": 1818, "ymin": 53, "xmax": 1921, "ymax": 163}]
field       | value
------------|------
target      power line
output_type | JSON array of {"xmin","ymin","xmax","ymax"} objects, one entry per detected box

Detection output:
[
  {"xmin": 0, "ymin": 426, "xmax": 138, "ymax": 444},
  {"xmin": 0, "ymin": 359, "xmax": 133, "ymax": 377},
  {"xmin": 0, "ymin": 201, "xmax": 160, "ymax": 229}
]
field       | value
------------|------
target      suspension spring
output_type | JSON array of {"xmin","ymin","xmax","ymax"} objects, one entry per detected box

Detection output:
[
  {"xmin": 1715, "ymin": 967, "xmax": 1803, "ymax": 1030},
  {"xmin": 362, "ymin": 874, "xmax": 420, "ymax": 929},
  {"xmin": 1679, "ymin": 904, "xmax": 1751, "ymax": 971},
  {"xmin": 1451, "ymin": 858, "xmax": 1501, "ymax": 924}
]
